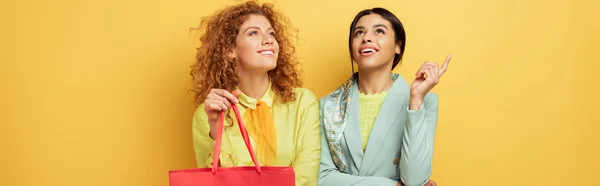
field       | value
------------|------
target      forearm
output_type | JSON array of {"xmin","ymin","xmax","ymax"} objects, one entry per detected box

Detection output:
[{"xmin": 399, "ymin": 93, "xmax": 438, "ymax": 186}]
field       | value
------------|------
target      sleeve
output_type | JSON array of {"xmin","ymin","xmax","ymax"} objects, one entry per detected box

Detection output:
[
  {"xmin": 291, "ymin": 92, "xmax": 322, "ymax": 186},
  {"xmin": 317, "ymin": 100, "xmax": 399, "ymax": 186},
  {"xmin": 192, "ymin": 104, "xmax": 225, "ymax": 168},
  {"xmin": 399, "ymin": 92, "xmax": 439, "ymax": 186}
]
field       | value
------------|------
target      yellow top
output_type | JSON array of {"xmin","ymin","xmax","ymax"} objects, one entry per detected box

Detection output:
[
  {"xmin": 358, "ymin": 91, "xmax": 387, "ymax": 151},
  {"xmin": 193, "ymin": 85, "xmax": 321, "ymax": 186}
]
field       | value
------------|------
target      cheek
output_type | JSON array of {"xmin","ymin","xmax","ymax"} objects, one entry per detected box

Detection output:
[
  {"xmin": 273, "ymin": 41, "xmax": 280, "ymax": 51},
  {"xmin": 236, "ymin": 39, "xmax": 257, "ymax": 57},
  {"xmin": 351, "ymin": 40, "xmax": 361, "ymax": 53},
  {"xmin": 379, "ymin": 38, "xmax": 396, "ymax": 52}
]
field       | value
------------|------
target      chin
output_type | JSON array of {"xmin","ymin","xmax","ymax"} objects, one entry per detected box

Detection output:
[
  {"xmin": 263, "ymin": 60, "xmax": 277, "ymax": 69},
  {"xmin": 254, "ymin": 64, "xmax": 277, "ymax": 73},
  {"xmin": 355, "ymin": 60, "xmax": 385, "ymax": 70},
  {"xmin": 261, "ymin": 61, "xmax": 276, "ymax": 69},
  {"xmin": 264, "ymin": 65, "xmax": 277, "ymax": 72}
]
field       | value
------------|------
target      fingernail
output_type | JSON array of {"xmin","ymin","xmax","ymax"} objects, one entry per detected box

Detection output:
[{"xmin": 235, "ymin": 99, "xmax": 239, "ymax": 103}]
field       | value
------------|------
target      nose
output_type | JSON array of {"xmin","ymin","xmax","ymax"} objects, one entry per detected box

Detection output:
[
  {"xmin": 261, "ymin": 33, "xmax": 274, "ymax": 46},
  {"xmin": 361, "ymin": 34, "xmax": 372, "ymax": 44}
]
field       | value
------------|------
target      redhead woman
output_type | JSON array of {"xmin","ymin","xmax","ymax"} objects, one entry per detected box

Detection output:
[{"xmin": 190, "ymin": 1, "xmax": 321, "ymax": 185}]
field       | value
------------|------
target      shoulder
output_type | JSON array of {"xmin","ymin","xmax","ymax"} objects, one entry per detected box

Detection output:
[
  {"xmin": 318, "ymin": 90, "xmax": 335, "ymax": 104},
  {"xmin": 292, "ymin": 87, "xmax": 318, "ymax": 102},
  {"xmin": 279, "ymin": 87, "xmax": 318, "ymax": 111}
]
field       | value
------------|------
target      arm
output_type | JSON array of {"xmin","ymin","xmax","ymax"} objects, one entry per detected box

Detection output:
[
  {"xmin": 291, "ymin": 99, "xmax": 322, "ymax": 186},
  {"xmin": 399, "ymin": 93, "xmax": 439, "ymax": 186},
  {"xmin": 192, "ymin": 104, "xmax": 223, "ymax": 167},
  {"xmin": 317, "ymin": 102, "xmax": 399, "ymax": 186}
]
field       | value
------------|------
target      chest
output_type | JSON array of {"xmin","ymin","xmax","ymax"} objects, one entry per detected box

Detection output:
[{"xmin": 221, "ymin": 108, "xmax": 300, "ymax": 166}]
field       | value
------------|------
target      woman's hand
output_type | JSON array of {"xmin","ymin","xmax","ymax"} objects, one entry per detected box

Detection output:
[
  {"xmin": 203, "ymin": 89, "xmax": 240, "ymax": 139},
  {"xmin": 396, "ymin": 179, "xmax": 437, "ymax": 186},
  {"xmin": 396, "ymin": 180, "xmax": 437, "ymax": 186},
  {"xmin": 409, "ymin": 54, "xmax": 451, "ymax": 110},
  {"xmin": 425, "ymin": 179, "xmax": 437, "ymax": 186}
]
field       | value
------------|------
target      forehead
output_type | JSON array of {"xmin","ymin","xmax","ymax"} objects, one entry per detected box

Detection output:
[
  {"xmin": 355, "ymin": 14, "xmax": 392, "ymax": 28},
  {"xmin": 240, "ymin": 14, "xmax": 273, "ymax": 29}
]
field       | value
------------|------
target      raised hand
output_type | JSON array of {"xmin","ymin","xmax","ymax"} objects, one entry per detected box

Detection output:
[{"xmin": 409, "ymin": 54, "xmax": 451, "ymax": 110}]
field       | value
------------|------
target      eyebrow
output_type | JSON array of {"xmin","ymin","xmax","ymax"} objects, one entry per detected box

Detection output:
[
  {"xmin": 354, "ymin": 24, "xmax": 388, "ymax": 30},
  {"xmin": 243, "ymin": 26, "xmax": 274, "ymax": 33},
  {"xmin": 373, "ymin": 24, "xmax": 388, "ymax": 29}
]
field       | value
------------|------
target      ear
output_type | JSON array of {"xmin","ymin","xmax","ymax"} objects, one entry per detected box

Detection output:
[
  {"xmin": 226, "ymin": 47, "xmax": 236, "ymax": 60},
  {"xmin": 395, "ymin": 42, "xmax": 401, "ymax": 54}
]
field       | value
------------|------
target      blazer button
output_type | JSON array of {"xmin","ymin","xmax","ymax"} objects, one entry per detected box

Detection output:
[{"xmin": 393, "ymin": 157, "xmax": 399, "ymax": 165}]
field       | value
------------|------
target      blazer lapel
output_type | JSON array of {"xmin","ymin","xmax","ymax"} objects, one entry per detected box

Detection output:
[
  {"xmin": 358, "ymin": 77, "xmax": 409, "ymax": 175},
  {"xmin": 343, "ymin": 81, "xmax": 364, "ymax": 172}
]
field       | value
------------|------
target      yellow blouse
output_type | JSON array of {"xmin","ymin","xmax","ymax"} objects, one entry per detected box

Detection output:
[
  {"xmin": 358, "ymin": 91, "xmax": 387, "ymax": 151},
  {"xmin": 192, "ymin": 85, "xmax": 321, "ymax": 186}
]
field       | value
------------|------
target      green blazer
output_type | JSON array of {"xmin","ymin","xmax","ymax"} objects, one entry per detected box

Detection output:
[{"xmin": 318, "ymin": 73, "xmax": 439, "ymax": 186}]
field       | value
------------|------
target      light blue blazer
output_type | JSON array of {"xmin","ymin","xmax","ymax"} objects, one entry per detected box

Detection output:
[{"xmin": 318, "ymin": 75, "xmax": 439, "ymax": 186}]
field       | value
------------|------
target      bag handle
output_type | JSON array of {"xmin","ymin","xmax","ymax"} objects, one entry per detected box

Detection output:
[{"xmin": 211, "ymin": 104, "xmax": 262, "ymax": 175}]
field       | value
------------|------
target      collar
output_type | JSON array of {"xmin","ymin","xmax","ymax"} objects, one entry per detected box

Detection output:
[{"xmin": 237, "ymin": 83, "xmax": 274, "ymax": 110}]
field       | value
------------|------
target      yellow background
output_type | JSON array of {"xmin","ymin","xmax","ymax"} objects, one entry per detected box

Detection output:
[{"xmin": 2, "ymin": 0, "xmax": 599, "ymax": 185}]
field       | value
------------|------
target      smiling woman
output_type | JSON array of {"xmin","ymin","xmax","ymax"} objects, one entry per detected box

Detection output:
[
  {"xmin": 318, "ymin": 8, "xmax": 448, "ymax": 186},
  {"xmin": 189, "ymin": 1, "xmax": 322, "ymax": 186}
]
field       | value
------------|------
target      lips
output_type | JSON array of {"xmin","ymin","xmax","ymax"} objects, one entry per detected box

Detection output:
[
  {"xmin": 361, "ymin": 48, "xmax": 376, "ymax": 53},
  {"xmin": 359, "ymin": 45, "xmax": 379, "ymax": 56},
  {"xmin": 258, "ymin": 49, "xmax": 276, "ymax": 56}
]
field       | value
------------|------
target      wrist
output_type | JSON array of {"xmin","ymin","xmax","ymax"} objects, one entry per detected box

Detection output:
[{"xmin": 409, "ymin": 94, "xmax": 424, "ymax": 110}]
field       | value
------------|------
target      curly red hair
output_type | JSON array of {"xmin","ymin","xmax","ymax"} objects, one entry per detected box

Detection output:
[{"xmin": 190, "ymin": 0, "xmax": 302, "ymax": 106}]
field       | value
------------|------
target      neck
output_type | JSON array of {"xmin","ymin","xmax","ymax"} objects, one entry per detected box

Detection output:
[
  {"xmin": 357, "ymin": 68, "xmax": 393, "ymax": 95},
  {"xmin": 238, "ymin": 72, "xmax": 270, "ymax": 99}
]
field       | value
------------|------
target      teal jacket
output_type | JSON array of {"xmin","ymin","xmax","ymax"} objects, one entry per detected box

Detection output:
[{"xmin": 318, "ymin": 74, "xmax": 439, "ymax": 186}]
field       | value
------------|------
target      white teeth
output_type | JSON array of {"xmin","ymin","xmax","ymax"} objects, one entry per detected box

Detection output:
[
  {"xmin": 260, "ymin": 51, "xmax": 274, "ymax": 55},
  {"xmin": 361, "ymin": 48, "xmax": 376, "ymax": 53}
]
